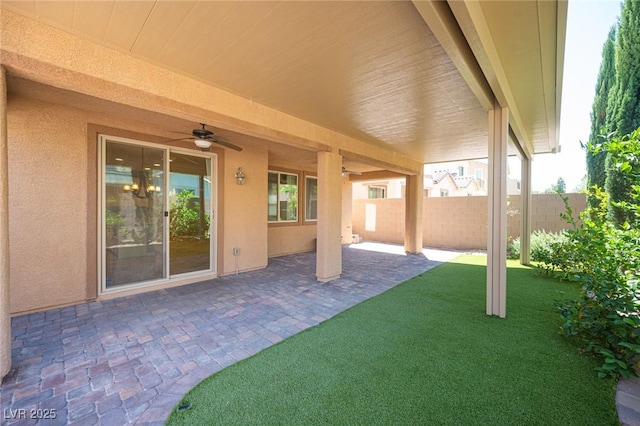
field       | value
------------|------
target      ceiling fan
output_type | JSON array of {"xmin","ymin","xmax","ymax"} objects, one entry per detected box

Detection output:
[
  {"xmin": 165, "ymin": 123, "xmax": 243, "ymax": 152},
  {"xmin": 342, "ymin": 167, "xmax": 362, "ymax": 176}
]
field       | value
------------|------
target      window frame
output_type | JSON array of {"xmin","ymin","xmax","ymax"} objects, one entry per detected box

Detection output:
[
  {"xmin": 304, "ymin": 175, "xmax": 318, "ymax": 222},
  {"xmin": 368, "ymin": 185, "xmax": 387, "ymax": 199},
  {"xmin": 268, "ymin": 170, "xmax": 300, "ymax": 224}
]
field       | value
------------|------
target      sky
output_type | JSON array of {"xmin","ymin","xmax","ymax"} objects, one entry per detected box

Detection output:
[{"xmin": 527, "ymin": 0, "xmax": 622, "ymax": 192}]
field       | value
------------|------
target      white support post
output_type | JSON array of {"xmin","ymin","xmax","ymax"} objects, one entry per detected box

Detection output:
[
  {"xmin": 487, "ymin": 100, "xmax": 508, "ymax": 318},
  {"xmin": 0, "ymin": 65, "xmax": 11, "ymax": 378},
  {"xmin": 520, "ymin": 155, "xmax": 532, "ymax": 265},
  {"xmin": 316, "ymin": 151, "xmax": 343, "ymax": 282}
]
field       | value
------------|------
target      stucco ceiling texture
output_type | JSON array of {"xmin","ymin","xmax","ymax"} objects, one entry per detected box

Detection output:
[{"xmin": 1, "ymin": 1, "xmax": 563, "ymax": 164}]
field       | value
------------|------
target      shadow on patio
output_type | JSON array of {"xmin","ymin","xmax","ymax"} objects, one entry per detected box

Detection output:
[{"xmin": 1, "ymin": 244, "xmax": 459, "ymax": 425}]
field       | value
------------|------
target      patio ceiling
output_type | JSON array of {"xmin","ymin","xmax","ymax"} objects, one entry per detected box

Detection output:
[{"xmin": 1, "ymin": 0, "xmax": 566, "ymax": 166}]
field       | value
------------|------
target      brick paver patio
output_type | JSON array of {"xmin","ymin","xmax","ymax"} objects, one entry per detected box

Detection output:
[{"xmin": 1, "ymin": 244, "xmax": 460, "ymax": 425}]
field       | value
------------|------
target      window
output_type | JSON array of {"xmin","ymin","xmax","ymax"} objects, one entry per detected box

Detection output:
[
  {"xmin": 268, "ymin": 171, "xmax": 298, "ymax": 222},
  {"xmin": 305, "ymin": 176, "xmax": 318, "ymax": 221},
  {"xmin": 440, "ymin": 189, "xmax": 449, "ymax": 197},
  {"xmin": 457, "ymin": 166, "xmax": 465, "ymax": 176},
  {"xmin": 368, "ymin": 186, "xmax": 386, "ymax": 199}
]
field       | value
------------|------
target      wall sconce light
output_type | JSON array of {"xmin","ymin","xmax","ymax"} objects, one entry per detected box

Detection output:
[{"xmin": 235, "ymin": 167, "xmax": 246, "ymax": 185}]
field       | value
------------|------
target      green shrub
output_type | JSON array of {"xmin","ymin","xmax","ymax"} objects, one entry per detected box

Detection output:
[
  {"xmin": 506, "ymin": 237, "xmax": 520, "ymax": 260},
  {"xmin": 170, "ymin": 189, "xmax": 210, "ymax": 239},
  {"xmin": 506, "ymin": 230, "xmax": 567, "ymax": 263},
  {"xmin": 548, "ymin": 130, "xmax": 640, "ymax": 379}
]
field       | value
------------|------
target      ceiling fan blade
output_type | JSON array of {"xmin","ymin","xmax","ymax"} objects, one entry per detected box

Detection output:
[
  {"xmin": 166, "ymin": 125, "xmax": 243, "ymax": 151},
  {"xmin": 212, "ymin": 139, "xmax": 243, "ymax": 152},
  {"xmin": 163, "ymin": 137, "xmax": 194, "ymax": 143},
  {"xmin": 342, "ymin": 167, "xmax": 362, "ymax": 175}
]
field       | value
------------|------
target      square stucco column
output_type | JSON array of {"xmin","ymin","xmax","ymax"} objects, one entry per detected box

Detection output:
[
  {"xmin": 404, "ymin": 173, "xmax": 423, "ymax": 254},
  {"xmin": 487, "ymin": 101, "xmax": 508, "ymax": 318},
  {"xmin": 520, "ymin": 155, "xmax": 532, "ymax": 265},
  {"xmin": 316, "ymin": 151, "xmax": 342, "ymax": 282},
  {"xmin": 0, "ymin": 65, "xmax": 11, "ymax": 378}
]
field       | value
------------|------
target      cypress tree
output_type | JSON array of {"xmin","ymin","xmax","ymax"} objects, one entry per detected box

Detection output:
[
  {"xmin": 606, "ymin": 0, "xmax": 640, "ymax": 135},
  {"xmin": 587, "ymin": 25, "xmax": 616, "ymax": 195},
  {"xmin": 605, "ymin": 0, "xmax": 640, "ymax": 226}
]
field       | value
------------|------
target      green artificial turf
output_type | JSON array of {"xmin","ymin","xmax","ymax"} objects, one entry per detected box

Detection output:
[{"xmin": 166, "ymin": 256, "xmax": 619, "ymax": 425}]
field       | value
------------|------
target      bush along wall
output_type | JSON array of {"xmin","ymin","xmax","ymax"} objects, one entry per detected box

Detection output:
[
  {"xmin": 545, "ymin": 130, "xmax": 640, "ymax": 379},
  {"xmin": 507, "ymin": 230, "xmax": 567, "ymax": 263}
]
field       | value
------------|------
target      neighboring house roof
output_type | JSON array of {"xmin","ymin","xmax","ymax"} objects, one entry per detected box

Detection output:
[
  {"xmin": 432, "ymin": 170, "xmax": 452, "ymax": 184},
  {"xmin": 428, "ymin": 171, "xmax": 481, "ymax": 193},
  {"xmin": 454, "ymin": 176, "xmax": 476, "ymax": 189}
]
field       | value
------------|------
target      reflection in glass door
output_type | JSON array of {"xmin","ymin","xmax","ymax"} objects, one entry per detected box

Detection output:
[
  {"xmin": 103, "ymin": 141, "xmax": 166, "ymax": 288},
  {"xmin": 169, "ymin": 153, "xmax": 212, "ymax": 275}
]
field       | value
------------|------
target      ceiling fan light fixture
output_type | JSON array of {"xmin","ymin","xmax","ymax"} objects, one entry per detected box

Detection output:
[{"xmin": 194, "ymin": 138, "xmax": 212, "ymax": 149}]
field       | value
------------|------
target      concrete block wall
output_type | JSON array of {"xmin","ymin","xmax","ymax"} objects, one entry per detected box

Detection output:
[
  {"xmin": 352, "ymin": 193, "xmax": 586, "ymax": 250},
  {"xmin": 356, "ymin": 198, "xmax": 405, "ymax": 244},
  {"xmin": 423, "ymin": 196, "xmax": 487, "ymax": 249},
  {"xmin": 507, "ymin": 193, "xmax": 586, "ymax": 237}
]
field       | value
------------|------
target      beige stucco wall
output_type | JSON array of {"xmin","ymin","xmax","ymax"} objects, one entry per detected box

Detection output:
[
  {"xmin": 222, "ymin": 148, "xmax": 269, "ymax": 274},
  {"xmin": 352, "ymin": 193, "xmax": 586, "ymax": 250},
  {"xmin": 268, "ymin": 225, "xmax": 317, "ymax": 257},
  {"xmin": 8, "ymin": 95, "xmax": 90, "ymax": 314},
  {"xmin": 7, "ymin": 94, "xmax": 275, "ymax": 314}
]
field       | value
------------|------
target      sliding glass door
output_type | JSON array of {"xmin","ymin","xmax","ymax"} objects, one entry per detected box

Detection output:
[
  {"xmin": 103, "ymin": 141, "xmax": 165, "ymax": 288},
  {"xmin": 168, "ymin": 153, "xmax": 212, "ymax": 275},
  {"xmin": 100, "ymin": 136, "xmax": 215, "ymax": 292}
]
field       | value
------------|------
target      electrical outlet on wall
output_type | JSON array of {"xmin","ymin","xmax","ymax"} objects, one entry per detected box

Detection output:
[{"xmin": 233, "ymin": 247, "xmax": 240, "ymax": 256}]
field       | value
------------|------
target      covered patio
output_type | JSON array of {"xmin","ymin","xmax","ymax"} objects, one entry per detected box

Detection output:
[
  {"xmin": 1, "ymin": 0, "xmax": 567, "ymax": 399},
  {"xmin": 1, "ymin": 244, "xmax": 460, "ymax": 425}
]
